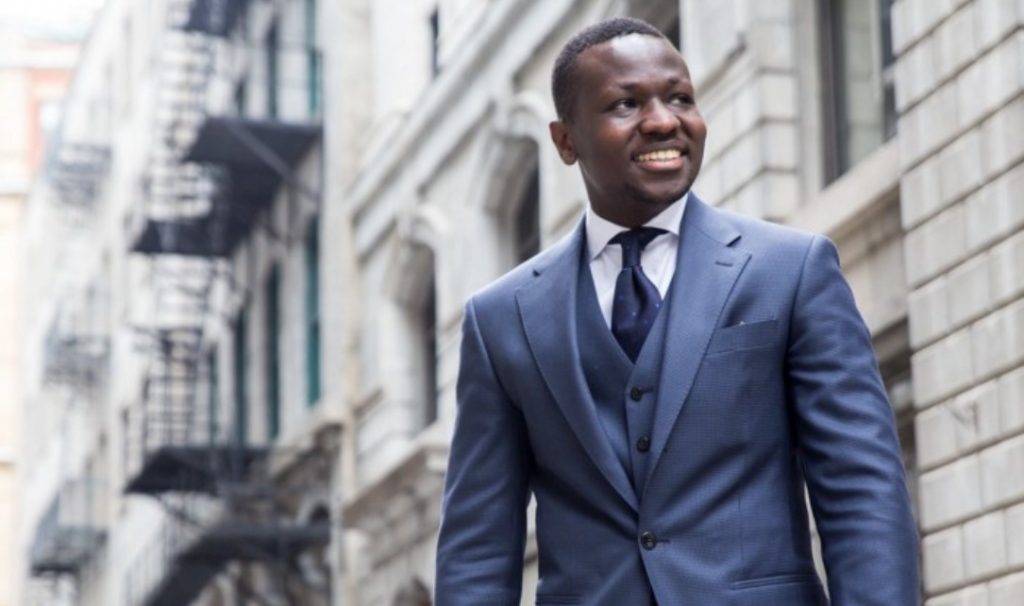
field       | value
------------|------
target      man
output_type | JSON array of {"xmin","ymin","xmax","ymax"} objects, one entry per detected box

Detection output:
[{"xmin": 435, "ymin": 17, "xmax": 918, "ymax": 606}]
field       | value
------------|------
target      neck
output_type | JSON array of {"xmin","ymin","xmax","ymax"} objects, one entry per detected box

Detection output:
[{"xmin": 590, "ymin": 199, "xmax": 679, "ymax": 228}]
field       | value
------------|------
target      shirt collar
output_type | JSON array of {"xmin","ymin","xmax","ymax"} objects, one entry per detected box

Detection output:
[{"xmin": 585, "ymin": 190, "xmax": 688, "ymax": 261}]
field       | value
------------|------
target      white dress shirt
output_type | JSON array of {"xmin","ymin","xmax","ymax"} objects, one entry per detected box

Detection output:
[{"xmin": 585, "ymin": 192, "xmax": 688, "ymax": 329}]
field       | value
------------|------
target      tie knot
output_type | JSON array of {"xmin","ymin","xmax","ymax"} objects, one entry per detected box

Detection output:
[{"xmin": 610, "ymin": 227, "xmax": 666, "ymax": 268}]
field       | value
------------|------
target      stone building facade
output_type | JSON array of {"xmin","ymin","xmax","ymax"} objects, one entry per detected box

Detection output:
[
  {"xmin": 894, "ymin": 0, "xmax": 1024, "ymax": 603},
  {"xmin": 339, "ymin": 0, "xmax": 1024, "ymax": 605},
  {"xmin": 16, "ymin": 0, "xmax": 1024, "ymax": 605}
]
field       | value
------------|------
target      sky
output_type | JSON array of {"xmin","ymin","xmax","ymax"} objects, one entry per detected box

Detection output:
[{"xmin": 0, "ymin": 0, "xmax": 105, "ymax": 38}]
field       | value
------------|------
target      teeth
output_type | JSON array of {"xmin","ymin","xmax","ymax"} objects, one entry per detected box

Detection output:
[{"xmin": 636, "ymin": 149, "xmax": 682, "ymax": 162}]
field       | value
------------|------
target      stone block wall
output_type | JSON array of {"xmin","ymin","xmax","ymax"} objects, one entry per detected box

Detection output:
[
  {"xmin": 689, "ymin": 0, "xmax": 803, "ymax": 221},
  {"xmin": 894, "ymin": 0, "xmax": 1024, "ymax": 602}
]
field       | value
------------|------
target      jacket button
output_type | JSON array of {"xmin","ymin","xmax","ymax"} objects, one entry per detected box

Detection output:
[
  {"xmin": 636, "ymin": 436, "xmax": 651, "ymax": 452},
  {"xmin": 640, "ymin": 531, "xmax": 657, "ymax": 550},
  {"xmin": 630, "ymin": 387, "xmax": 643, "ymax": 401}
]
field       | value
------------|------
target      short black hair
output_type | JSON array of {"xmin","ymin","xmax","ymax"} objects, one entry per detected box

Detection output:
[{"xmin": 551, "ymin": 17, "xmax": 669, "ymax": 122}]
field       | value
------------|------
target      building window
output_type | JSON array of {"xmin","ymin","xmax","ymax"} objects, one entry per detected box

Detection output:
[
  {"xmin": 514, "ymin": 165, "xmax": 541, "ymax": 263},
  {"xmin": 403, "ymin": 244, "xmax": 438, "ymax": 429},
  {"xmin": 879, "ymin": 340, "xmax": 918, "ymax": 520},
  {"xmin": 235, "ymin": 80, "xmax": 248, "ymax": 117},
  {"xmin": 233, "ymin": 308, "xmax": 248, "ymax": 447},
  {"xmin": 306, "ymin": 0, "xmax": 321, "ymax": 117},
  {"xmin": 420, "ymin": 271, "xmax": 438, "ymax": 427},
  {"xmin": 207, "ymin": 347, "xmax": 219, "ymax": 444},
  {"xmin": 267, "ymin": 22, "xmax": 280, "ymax": 118},
  {"xmin": 305, "ymin": 219, "xmax": 321, "ymax": 407},
  {"xmin": 662, "ymin": 17, "xmax": 681, "ymax": 50},
  {"xmin": 265, "ymin": 267, "xmax": 281, "ymax": 440},
  {"xmin": 630, "ymin": 0, "xmax": 680, "ymax": 49},
  {"xmin": 430, "ymin": 8, "xmax": 441, "ymax": 76},
  {"xmin": 873, "ymin": 317, "xmax": 918, "ymax": 523},
  {"xmin": 820, "ymin": 0, "xmax": 897, "ymax": 182}
]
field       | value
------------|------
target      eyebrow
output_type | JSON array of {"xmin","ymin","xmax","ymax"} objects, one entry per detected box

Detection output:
[{"xmin": 610, "ymin": 77, "xmax": 691, "ymax": 91}]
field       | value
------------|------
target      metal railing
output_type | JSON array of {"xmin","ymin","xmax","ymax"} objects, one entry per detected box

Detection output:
[{"xmin": 29, "ymin": 477, "xmax": 107, "ymax": 576}]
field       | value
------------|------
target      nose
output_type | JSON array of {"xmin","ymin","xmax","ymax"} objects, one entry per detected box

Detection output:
[{"xmin": 639, "ymin": 100, "xmax": 678, "ymax": 135}]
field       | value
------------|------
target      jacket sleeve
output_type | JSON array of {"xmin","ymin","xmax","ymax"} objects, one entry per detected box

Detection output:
[
  {"xmin": 435, "ymin": 298, "xmax": 531, "ymax": 606},
  {"xmin": 786, "ymin": 235, "xmax": 920, "ymax": 605}
]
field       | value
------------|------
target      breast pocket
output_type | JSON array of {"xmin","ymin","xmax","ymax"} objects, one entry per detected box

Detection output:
[{"xmin": 706, "ymin": 319, "xmax": 779, "ymax": 355}]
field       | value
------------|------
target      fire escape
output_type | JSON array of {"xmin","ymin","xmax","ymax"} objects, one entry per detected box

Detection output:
[
  {"xmin": 123, "ymin": 1, "xmax": 328, "ymax": 604},
  {"xmin": 29, "ymin": 478, "xmax": 106, "ymax": 577},
  {"xmin": 28, "ymin": 132, "xmax": 112, "ymax": 586},
  {"xmin": 30, "ymin": 296, "xmax": 110, "ymax": 582}
]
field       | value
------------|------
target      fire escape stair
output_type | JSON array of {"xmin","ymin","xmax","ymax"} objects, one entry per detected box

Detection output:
[{"xmin": 136, "ymin": 521, "xmax": 330, "ymax": 606}]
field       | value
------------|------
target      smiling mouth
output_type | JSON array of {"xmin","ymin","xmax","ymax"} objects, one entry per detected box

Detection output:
[{"xmin": 633, "ymin": 148, "xmax": 685, "ymax": 168}]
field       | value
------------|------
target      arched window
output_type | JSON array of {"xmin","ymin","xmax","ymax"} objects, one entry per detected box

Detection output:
[
  {"xmin": 298, "ymin": 505, "xmax": 332, "ymax": 598},
  {"xmin": 386, "ymin": 211, "xmax": 444, "ymax": 436},
  {"xmin": 513, "ymin": 163, "xmax": 540, "ymax": 263},
  {"xmin": 491, "ymin": 141, "xmax": 541, "ymax": 270},
  {"xmin": 412, "ymin": 245, "xmax": 439, "ymax": 429}
]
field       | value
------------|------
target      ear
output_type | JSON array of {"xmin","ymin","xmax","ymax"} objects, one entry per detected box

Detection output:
[{"xmin": 549, "ymin": 120, "xmax": 577, "ymax": 165}]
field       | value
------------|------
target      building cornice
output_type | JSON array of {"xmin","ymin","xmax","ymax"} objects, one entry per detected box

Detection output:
[{"xmin": 346, "ymin": 0, "xmax": 575, "ymax": 222}]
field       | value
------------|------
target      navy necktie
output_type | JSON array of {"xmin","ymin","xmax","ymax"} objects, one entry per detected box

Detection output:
[{"xmin": 610, "ymin": 227, "xmax": 667, "ymax": 362}]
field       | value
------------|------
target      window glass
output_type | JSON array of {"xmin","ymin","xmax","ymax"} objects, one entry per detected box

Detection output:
[
  {"xmin": 821, "ymin": 0, "xmax": 896, "ymax": 181},
  {"xmin": 207, "ymin": 347, "xmax": 219, "ymax": 443},
  {"xmin": 421, "ymin": 271, "xmax": 438, "ymax": 427},
  {"xmin": 234, "ymin": 81, "xmax": 248, "ymax": 117},
  {"xmin": 267, "ymin": 23, "xmax": 280, "ymax": 118},
  {"xmin": 430, "ymin": 8, "xmax": 441, "ymax": 76},
  {"xmin": 305, "ymin": 220, "xmax": 321, "ymax": 407},
  {"xmin": 306, "ymin": 0, "xmax": 320, "ymax": 116},
  {"xmin": 233, "ymin": 309, "xmax": 248, "ymax": 446},
  {"xmin": 266, "ymin": 268, "xmax": 281, "ymax": 440},
  {"xmin": 514, "ymin": 166, "xmax": 540, "ymax": 263}
]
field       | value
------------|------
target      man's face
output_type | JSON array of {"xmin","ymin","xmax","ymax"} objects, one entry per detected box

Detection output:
[{"xmin": 550, "ymin": 34, "xmax": 707, "ymax": 227}]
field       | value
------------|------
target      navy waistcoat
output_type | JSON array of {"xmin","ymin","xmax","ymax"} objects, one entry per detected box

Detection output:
[{"xmin": 577, "ymin": 256, "xmax": 673, "ymax": 497}]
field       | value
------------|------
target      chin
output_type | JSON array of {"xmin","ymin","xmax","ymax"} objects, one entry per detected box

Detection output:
[{"xmin": 631, "ymin": 182, "xmax": 691, "ymax": 207}]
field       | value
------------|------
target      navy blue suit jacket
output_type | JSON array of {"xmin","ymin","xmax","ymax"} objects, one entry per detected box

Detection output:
[{"xmin": 436, "ymin": 196, "xmax": 919, "ymax": 605}]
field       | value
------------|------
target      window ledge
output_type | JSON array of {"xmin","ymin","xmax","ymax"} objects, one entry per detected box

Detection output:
[
  {"xmin": 268, "ymin": 400, "xmax": 343, "ymax": 478},
  {"xmin": 341, "ymin": 431, "xmax": 448, "ymax": 531},
  {"xmin": 787, "ymin": 140, "xmax": 900, "ymax": 239}
]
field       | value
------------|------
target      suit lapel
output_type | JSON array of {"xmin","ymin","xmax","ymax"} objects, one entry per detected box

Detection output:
[
  {"xmin": 517, "ymin": 220, "xmax": 639, "ymax": 512},
  {"xmin": 644, "ymin": 196, "xmax": 750, "ymax": 493}
]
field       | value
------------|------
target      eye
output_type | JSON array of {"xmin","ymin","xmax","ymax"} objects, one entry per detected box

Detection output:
[
  {"xmin": 610, "ymin": 98, "xmax": 638, "ymax": 112},
  {"xmin": 669, "ymin": 93, "xmax": 694, "ymax": 106}
]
